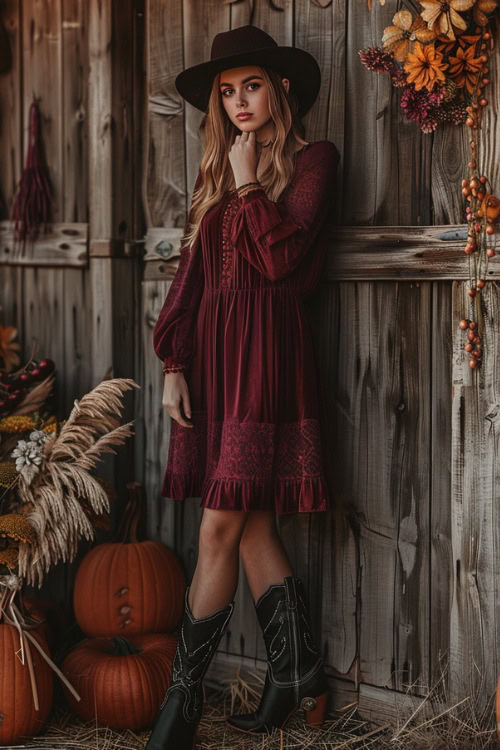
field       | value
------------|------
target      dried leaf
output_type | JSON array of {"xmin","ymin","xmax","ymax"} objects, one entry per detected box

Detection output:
[{"xmin": 11, "ymin": 374, "xmax": 55, "ymax": 416}]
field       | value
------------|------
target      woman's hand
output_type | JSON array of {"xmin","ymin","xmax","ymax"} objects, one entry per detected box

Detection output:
[
  {"xmin": 162, "ymin": 371, "xmax": 193, "ymax": 428},
  {"xmin": 228, "ymin": 130, "xmax": 259, "ymax": 189}
]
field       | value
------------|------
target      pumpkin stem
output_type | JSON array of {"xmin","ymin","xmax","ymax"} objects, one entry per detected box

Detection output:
[
  {"xmin": 113, "ymin": 481, "xmax": 146, "ymax": 544},
  {"xmin": 112, "ymin": 636, "xmax": 143, "ymax": 656}
]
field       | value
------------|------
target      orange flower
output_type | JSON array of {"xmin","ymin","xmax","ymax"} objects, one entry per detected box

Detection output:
[
  {"xmin": 436, "ymin": 31, "xmax": 481, "ymax": 56},
  {"xmin": 419, "ymin": 0, "xmax": 475, "ymax": 41},
  {"xmin": 404, "ymin": 41, "xmax": 448, "ymax": 91},
  {"xmin": 382, "ymin": 11, "xmax": 436, "ymax": 62},
  {"xmin": 368, "ymin": 0, "xmax": 386, "ymax": 8},
  {"xmin": 0, "ymin": 326, "xmax": 21, "ymax": 373},
  {"xmin": 473, "ymin": 0, "xmax": 498, "ymax": 26},
  {"xmin": 448, "ymin": 44, "xmax": 484, "ymax": 93}
]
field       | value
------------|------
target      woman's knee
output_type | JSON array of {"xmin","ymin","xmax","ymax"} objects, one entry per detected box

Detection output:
[
  {"xmin": 199, "ymin": 508, "xmax": 248, "ymax": 556},
  {"xmin": 239, "ymin": 511, "xmax": 278, "ymax": 554}
]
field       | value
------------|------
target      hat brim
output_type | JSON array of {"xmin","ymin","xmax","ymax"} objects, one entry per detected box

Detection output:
[{"xmin": 175, "ymin": 46, "xmax": 321, "ymax": 119}]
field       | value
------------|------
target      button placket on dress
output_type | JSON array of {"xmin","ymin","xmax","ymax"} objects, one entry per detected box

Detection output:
[{"xmin": 220, "ymin": 193, "xmax": 240, "ymax": 288}]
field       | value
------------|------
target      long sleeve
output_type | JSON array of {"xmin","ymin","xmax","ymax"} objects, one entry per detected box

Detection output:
[
  {"xmin": 152, "ymin": 171, "xmax": 204, "ymax": 373},
  {"xmin": 229, "ymin": 141, "xmax": 340, "ymax": 282}
]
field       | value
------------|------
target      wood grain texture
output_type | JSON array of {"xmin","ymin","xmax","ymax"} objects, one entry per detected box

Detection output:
[
  {"xmin": 0, "ymin": 0, "xmax": 498, "ymax": 720},
  {"xmin": 449, "ymin": 280, "xmax": 500, "ymax": 705},
  {"xmin": 140, "ymin": 0, "xmax": 500, "ymax": 715},
  {"xmin": 0, "ymin": 0, "xmax": 22, "ymax": 220},
  {"xmin": 0, "ymin": 221, "xmax": 88, "ymax": 265}
]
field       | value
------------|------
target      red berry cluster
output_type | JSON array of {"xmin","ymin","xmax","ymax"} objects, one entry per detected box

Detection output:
[
  {"xmin": 0, "ymin": 358, "xmax": 55, "ymax": 416},
  {"xmin": 458, "ymin": 319, "xmax": 482, "ymax": 369},
  {"xmin": 459, "ymin": 26, "xmax": 497, "ymax": 370}
]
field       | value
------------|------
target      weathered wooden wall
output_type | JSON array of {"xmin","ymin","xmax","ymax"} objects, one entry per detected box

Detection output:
[
  {"xmin": 141, "ymin": 0, "xmax": 500, "ymax": 720},
  {"xmin": 0, "ymin": 0, "xmax": 144, "ymax": 606},
  {"xmin": 0, "ymin": 0, "xmax": 498, "ymax": 722}
]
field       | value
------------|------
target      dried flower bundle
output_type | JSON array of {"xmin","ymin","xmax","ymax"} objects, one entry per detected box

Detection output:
[
  {"xmin": 360, "ymin": 1, "xmax": 498, "ymax": 133},
  {"xmin": 10, "ymin": 377, "xmax": 140, "ymax": 586},
  {"xmin": 361, "ymin": 0, "xmax": 498, "ymax": 367}
]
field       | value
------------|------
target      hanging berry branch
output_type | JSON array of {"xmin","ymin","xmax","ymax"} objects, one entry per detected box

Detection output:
[{"xmin": 361, "ymin": 0, "xmax": 499, "ymax": 368}]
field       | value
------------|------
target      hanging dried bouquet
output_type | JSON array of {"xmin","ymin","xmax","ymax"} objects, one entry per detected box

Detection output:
[{"xmin": 362, "ymin": 0, "xmax": 499, "ymax": 368}]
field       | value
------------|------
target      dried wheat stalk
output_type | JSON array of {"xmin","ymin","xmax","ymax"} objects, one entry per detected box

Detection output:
[{"xmin": 15, "ymin": 377, "xmax": 140, "ymax": 586}]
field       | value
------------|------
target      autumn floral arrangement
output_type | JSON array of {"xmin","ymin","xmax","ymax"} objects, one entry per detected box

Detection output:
[
  {"xmin": 0, "ymin": 324, "xmax": 140, "ymax": 737},
  {"xmin": 362, "ymin": 0, "xmax": 499, "ymax": 369}
]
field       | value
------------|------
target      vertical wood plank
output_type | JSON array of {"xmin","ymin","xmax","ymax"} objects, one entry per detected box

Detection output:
[
  {"xmin": 145, "ymin": 0, "xmax": 186, "ymax": 229},
  {"xmin": 22, "ymin": 0, "xmax": 63, "ymax": 221},
  {"xmin": 429, "ymin": 281, "xmax": 452, "ymax": 695},
  {"xmin": 307, "ymin": 282, "xmax": 358, "ymax": 678},
  {"xmin": 62, "ymin": 0, "xmax": 88, "ymax": 223},
  {"xmin": 449, "ymin": 280, "xmax": 499, "ymax": 707},
  {"xmin": 0, "ymin": 0, "xmax": 22, "ymax": 216}
]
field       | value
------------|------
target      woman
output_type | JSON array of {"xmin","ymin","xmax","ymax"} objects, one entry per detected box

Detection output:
[{"xmin": 146, "ymin": 24, "xmax": 340, "ymax": 749}]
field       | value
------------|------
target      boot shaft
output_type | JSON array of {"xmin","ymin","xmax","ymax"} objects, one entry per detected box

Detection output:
[
  {"xmin": 255, "ymin": 576, "xmax": 322, "ymax": 684},
  {"xmin": 172, "ymin": 587, "xmax": 234, "ymax": 686}
]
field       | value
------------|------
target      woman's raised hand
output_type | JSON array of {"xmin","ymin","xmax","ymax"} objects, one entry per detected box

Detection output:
[
  {"xmin": 228, "ymin": 130, "xmax": 259, "ymax": 189},
  {"xmin": 162, "ymin": 371, "xmax": 193, "ymax": 428}
]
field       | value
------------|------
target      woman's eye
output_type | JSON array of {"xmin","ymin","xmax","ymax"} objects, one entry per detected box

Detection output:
[{"xmin": 222, "ymin": 82, "xmax": 260, "ymax": 96}]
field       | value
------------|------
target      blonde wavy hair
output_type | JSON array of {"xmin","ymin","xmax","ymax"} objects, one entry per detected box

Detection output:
[{"xmin": 182, "ymin": 65, "xmax": 310, "ymax": 252}]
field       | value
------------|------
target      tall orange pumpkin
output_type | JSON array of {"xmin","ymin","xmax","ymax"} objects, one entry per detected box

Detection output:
[
  {"xmin": 0, "ymin": 624, "xmax": 54, "ymax": 745},
  {"xmin": 62, "ymin": 633, "xmax": 177, "ymax": 730},
  {"xmin": 73, "ymin": 483, "xmax": 186, "ymax": 637}
]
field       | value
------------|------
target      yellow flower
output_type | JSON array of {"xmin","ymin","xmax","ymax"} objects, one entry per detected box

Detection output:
[
  {"xmin": 0, "ymin": 542, "xmax": 19, "ymax": 570},
  {"xmin": 473, "ymin": 0, "xmax": 498, "ymax": 26},
  {"xmin": 0, "ymin": 326, "xmax": 21, "ymax": 373},
  {"xmin": 0, "ymin": 415, "xmax": 36, "ymax": 433},
  {"xmin": 448, "ymin": 44, "xmax": 484, "ymax": 93},
  {"xmin": 382, "ymin": 11, "xmax": 436, "ymax": 62},
  {"xmin": 419, "ymin": 0, "xmax": 475, "ymax": 41},
  {"xmin": 0, "ymin": 461, "xmax": 18, "ymax": 488},
  {"xmin": 404, "ymin": 41, "xmax": 448, "ymax": 91},
  {"xmin": 0, "ymin": 514, "xmax": 37, "ymax": 544}
]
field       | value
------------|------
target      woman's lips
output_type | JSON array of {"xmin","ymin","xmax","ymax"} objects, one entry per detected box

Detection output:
[{"xmin": 236, "ymin": 114, "xmax": 252, "ymax": 120}]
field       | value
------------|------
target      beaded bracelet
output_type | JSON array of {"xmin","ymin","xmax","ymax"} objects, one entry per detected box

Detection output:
[
  {"xmin": 236, "ymin": 182, "xmax": 262, "ymax": 198},
  {"xmin": 236, "ymin": 180, "xmax": 260, "ymax": 193}
]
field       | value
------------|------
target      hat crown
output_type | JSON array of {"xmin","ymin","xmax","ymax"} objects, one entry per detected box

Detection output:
[{"xmin": 211, "ymin": 25, "xmax": 277, "ymax": 62}]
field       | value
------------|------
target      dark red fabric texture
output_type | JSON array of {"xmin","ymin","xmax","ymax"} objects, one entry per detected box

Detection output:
[{"xmin": 153, "ymin": 140, "xmax": 340, "ymax": 513}]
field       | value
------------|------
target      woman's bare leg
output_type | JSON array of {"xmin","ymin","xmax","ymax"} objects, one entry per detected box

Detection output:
[
  {"xmin": 239, "ymin": 510, "xmax": 293, "ymax": 603},
  {"xmin": 188, "ymin": 507, "xmax": 249, "ymax": 618}
]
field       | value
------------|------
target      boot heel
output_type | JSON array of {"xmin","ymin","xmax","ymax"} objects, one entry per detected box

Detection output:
[{"xmin": 301, "ymin": 692, "xmax": 328, "ymax": 727}]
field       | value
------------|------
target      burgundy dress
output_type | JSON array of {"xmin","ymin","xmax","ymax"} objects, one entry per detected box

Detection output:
[{"xmin": 153, "ymin": 139, "xmax": 340, "ymax": 514}]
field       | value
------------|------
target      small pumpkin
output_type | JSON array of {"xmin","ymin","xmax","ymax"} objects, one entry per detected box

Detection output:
[
  {"xmin": 62, "ymin": 633, "xmax": 177, "ymax": 730},
  {"xmin": 0, "ymin": 624, "xmax": 54, "ymax": 745},
  {"xmin": 73, "ymin": 483, "xmax": 186, "ymax": 637}
]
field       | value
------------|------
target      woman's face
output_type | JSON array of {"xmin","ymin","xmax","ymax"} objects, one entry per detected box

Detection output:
[{"xmin": 219, "ymin": 65, "xmax": 289, "ymax": 133}]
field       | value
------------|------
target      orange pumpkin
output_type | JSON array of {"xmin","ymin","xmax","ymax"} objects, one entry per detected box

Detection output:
[
  {"xmin": 0, "ymin": 624, "xmax": 54, "ymax": 745},
  {"xmin": 73, "ymin": 539, "xmax": 186, "ymax": 636},
  {"xmin": 73, "ymin": 483, "xmax": 186, "ymax": 637},
  {"xmin": 62, "ymin": 633, "xmax": 177, "ymax": 730}
]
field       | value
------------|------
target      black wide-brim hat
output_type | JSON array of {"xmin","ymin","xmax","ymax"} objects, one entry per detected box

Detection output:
[{"xmin": 175, "ymin": 25, "xmax": 321, "ymax": 119}]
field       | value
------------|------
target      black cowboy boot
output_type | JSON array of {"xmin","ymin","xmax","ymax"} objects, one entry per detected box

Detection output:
[
  {"xmin": 225, "ymin": 575, "xmax": 329, "ymax": 734},
  {"xmin": 145, "ymin": 585, "xmax": 234, "ymax": 750}
]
